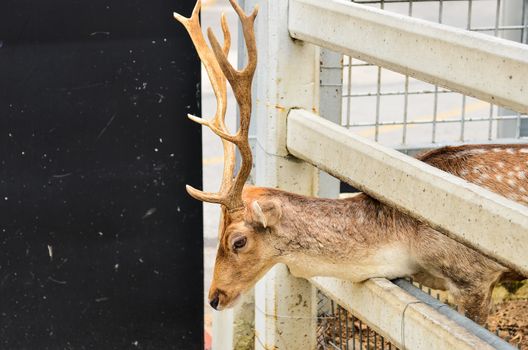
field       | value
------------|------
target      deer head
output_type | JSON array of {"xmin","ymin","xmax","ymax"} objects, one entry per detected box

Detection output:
[{"xmin": 175, "ymin": 0, "xmax": 273, "ymax": 310}]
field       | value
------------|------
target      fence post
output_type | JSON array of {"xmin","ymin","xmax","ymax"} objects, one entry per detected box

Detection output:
[
  {"xmin": 246, "ymin": 0, "xmax": 319, "ymax": 348},
  {"xmin": 318, "ymin": 48, "xmax": 343, "ymax": 199}
]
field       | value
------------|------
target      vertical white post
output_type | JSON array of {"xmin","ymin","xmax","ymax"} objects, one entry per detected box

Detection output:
[
  {"xmin": 318, "ymin": 49, "xmax": 343, "ymax": 199},
  {"xmin": 248, "ymin": 0, "xmax": 319, "ymax": 349}
]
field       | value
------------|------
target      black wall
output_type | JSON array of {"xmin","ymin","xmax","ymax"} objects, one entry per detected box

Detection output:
[{"xmin": 0, "ymin": 0, "xmax": 203, "ymax": 348}]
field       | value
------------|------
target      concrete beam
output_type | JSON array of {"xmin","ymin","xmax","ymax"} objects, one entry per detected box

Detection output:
[
  {"xmin": 287, "ymin": 109, "xmax": 528, "ymax": 276},
  {"xmin": 311, "ymin": 277, "xmax": 497, "ymax": 350}
]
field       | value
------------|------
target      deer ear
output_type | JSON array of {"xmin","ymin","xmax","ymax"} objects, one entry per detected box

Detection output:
[{"xmin": 249, "ymin": 199, "xmax": 282, "ymax": 229}]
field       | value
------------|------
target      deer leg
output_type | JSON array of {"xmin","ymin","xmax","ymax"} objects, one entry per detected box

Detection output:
[
  {"xmin": 455, "ymin": 287, "xmax": 494, "ymax": 325},
  {"xmin": 413, "ymin": 227, "xmax": 505, "ymax": 325}
]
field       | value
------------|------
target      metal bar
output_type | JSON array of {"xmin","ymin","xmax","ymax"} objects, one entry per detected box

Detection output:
[
  {"xmin": 346, "ymin": 57, "xmax": 353, "ymax": 127},
  {"xmin": 495, "ymin": 0, "xmax": 501, "ymax": 37},
  {"xmin": 375, "ymin": 67, "xmax": 382, "ymax": 142},
  {"xmin": 345, "ymin": 114, "xmax": 528, "ymax": 128},
  {"xmin": 403, "ymin": 76, "xmax": 409, "ymax": 145},
  {"xmin": 351, "ymin": 314, "xmax": 356, "ymax": 350},
  {"xmin": 332, "ymin": 300, "xmax": 337, "ymax": 345},
  {"xmin": 521, "ymin": 0, "xmax": 528, "ymax": 44},
  {"xmin": 366, "ymin": 324, "xmax": 370, "ymax": 349},
  {"xmin": 460, "ymin": 96, "xmax": 466, "ymax": 142},
  {"xmin": 342, "ymin": 89, "xmax": 452, "ymax": 97},
  {"xmin": 402, "ymin": 0, "xmax": 410, "ymax": 151},
  {"xmin": 471, "ymin": 25, "xmax": 526, "ymax": 32},
  {"xmin": 289, "ymin": 0, "xmax": 528, "ymax": 114},
  {"xmin": 488, "ymin": 104, "xmax": 494, "ymax": 140},
  {"xmin": 287, "ymin": 109, "xmax": 528, "ymax": 275},
  {"xmin": 345, "ymin": 309, "xmax": 349, "ymax": 350},
  {"xmin": 432, "ymin": 85, "xmax": 439, "ymax": 143},
  {"xmin": 338, "ymin": 306, "xmax": 343, "ymax": 349},
  {"xmin": 311, "ymin": 277, "xmax": 497, "ymax": 350},
  {"xmin": 358, "ymin": 320, "xmax": 363, "ymax": 348},
  {"xmin": 431, "ymin": 0, "xmax": 443, "ymax": 144},
  {"xmin": 392, "ymin": 278, "xmax": 516, "ymax": 350},
  {"xmin": 459, "ymin": 0, "xmax": 472, "ymax": 142},
  {"xmin": 516, "ymin": 113, "xmax": 522, "ymax": 139}
]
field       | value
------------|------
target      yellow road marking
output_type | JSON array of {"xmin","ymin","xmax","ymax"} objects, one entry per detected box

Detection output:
[
  {"xmin": 357, "ymin": 101, "xmax": 488, "ymax": 138},
  {"xmin": 203, "ymin": 155, "xmax": 224, "ymax": 166}
]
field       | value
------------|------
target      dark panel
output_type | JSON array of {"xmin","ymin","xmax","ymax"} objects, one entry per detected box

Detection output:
[
  {"xmin": 340, "ymin": 182, "xmax": 360, "ymax": 194},
  {"xmin": 0, "ymin": 0, "xmax": 203, "ymax": 349}
]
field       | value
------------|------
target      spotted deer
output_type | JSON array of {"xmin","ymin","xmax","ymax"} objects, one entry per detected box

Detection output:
[{"xmin": 174, "ymin": 0, "xmax": 527, "ymax": 325}]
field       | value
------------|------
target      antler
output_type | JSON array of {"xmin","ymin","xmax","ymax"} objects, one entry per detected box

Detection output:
[{"xmin": 174, "ymin": 0, "xmax": 259, "ymax": 211}]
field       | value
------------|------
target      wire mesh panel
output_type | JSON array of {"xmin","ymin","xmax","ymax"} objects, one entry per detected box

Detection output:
[
  {"xmin": 321, "ymin": 0, "xmax": 528, "ymax": 151},
  {"xmin": 317, "ymin": 283, "xmax": 526, "ymax": 349},
  {"xmin": 317, "ymin": 290, "xmax": 399, "ymax": 350}
]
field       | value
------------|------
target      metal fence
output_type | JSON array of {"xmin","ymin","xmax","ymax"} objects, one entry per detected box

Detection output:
[
  {"xmin": 320, "ymin": 0, "xmax": 528, "ymax": 152},
  {"xmin": 317, "ymin": 289, "xmax": 399, "ymax": 350}
]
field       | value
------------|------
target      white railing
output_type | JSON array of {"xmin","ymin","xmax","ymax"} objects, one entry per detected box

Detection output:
[{"xmin": 213, "ymin": 0, "xmax": 528, "ymax": 349}]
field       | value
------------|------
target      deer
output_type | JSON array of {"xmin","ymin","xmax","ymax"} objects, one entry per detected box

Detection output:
[{"xmin": 174, "ymin": 0, "xmax": 527, "ymax": 325}]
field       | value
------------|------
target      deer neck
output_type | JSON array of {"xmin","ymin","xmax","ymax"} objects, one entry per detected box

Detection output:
[{"xmin": 264, "ymin": 190, "xmax": 420, "ymax": 281}]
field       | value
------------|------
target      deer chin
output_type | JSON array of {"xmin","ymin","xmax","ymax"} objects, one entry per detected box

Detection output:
[{"xmin": 217, "ymin": 293, "xmax": 241, "ymax": 311}]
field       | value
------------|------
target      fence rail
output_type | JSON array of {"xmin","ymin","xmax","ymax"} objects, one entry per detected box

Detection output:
[
  {"xmin": 288, "ymin": 108, "xmax": 528, "ymax": 276},
  {"xmin": 311, "ymin": 277, "xmax": 506, "ymax": 350}
]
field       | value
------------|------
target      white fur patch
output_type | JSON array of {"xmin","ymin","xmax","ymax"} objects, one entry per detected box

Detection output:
[{"xmin": 284, "ymin": 245, "xmax": 418, "ymax": 282}]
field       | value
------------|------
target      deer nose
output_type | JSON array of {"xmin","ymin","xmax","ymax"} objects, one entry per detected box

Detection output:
[{"xmin": 209, "ymin": 291, "xmax": 220, "ymax": 310}]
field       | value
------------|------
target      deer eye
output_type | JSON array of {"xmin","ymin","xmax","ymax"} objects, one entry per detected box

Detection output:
[{"xmin": 232, "ymin": 236, "xmax": 247, "ymax": 250}]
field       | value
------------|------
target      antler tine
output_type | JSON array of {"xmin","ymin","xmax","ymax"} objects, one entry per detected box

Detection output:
[
  {"xmin": 174, "ymin": 1, "xmax": 236, "ymax": 207},
  {"xmin": 175, "ymin": 0, "xmax": 258, "ymax": 211},
  {"xmin": 206, "ymin": 4, "xmax": 259, "ymax": 89},
  {"xmin": 220, "ymin": 14, "xmax": 231, "ymax": 57},
  {"xmin": 204, "ymin": 1, "xmax": 258, "ymax": 210},
  {"xmin": 218, "ymin": 13, "xmax": 236, "ymax": 192}
]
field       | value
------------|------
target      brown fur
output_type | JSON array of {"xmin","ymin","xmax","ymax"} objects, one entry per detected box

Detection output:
[{"xmin": 209, "ymin": 144, "xmax": 528, "ymax": 324}]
